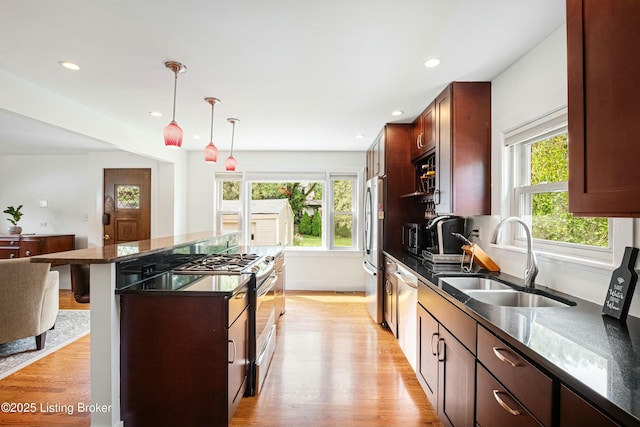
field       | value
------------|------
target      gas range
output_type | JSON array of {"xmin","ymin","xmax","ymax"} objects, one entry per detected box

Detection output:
[
  {"xmin": 172, "ymin": 253, "xmax": 275, "ymax": 286},
  {"xmin": 173, "ymin": 253, "xmax": 262, "ymax": 274}
]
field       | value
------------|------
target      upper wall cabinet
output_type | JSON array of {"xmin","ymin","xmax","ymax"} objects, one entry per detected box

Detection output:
[
  {"xmin": 567, "ymin": 0, "xmax": 640, "ymax": 217},
  {"xmin": 411, "ymin": 101, "xmax": 436, "ymax": 161},
  {"xmin": 433, "ymin": 82, "xmax": 492, "ymax": 216}
]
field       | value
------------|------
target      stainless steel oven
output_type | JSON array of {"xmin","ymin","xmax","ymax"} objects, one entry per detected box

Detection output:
[
  {"xmin": 172, "ymin": 252, "xmax": 277, "ymax": 396},
  {"xmin": 252, "ymin": 271, "xmax": 277, "ymax": 395}
]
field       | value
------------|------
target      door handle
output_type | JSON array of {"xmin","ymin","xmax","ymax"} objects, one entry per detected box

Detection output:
[
  {"xmin": 228, "ymin": 340, "xmax": 236, "ymax": 364},
  {"xmin": 104, "ymin": 234, "xmax": 111, "ymax": 240},
  {"xmin": 430, "ymin": 332, "xmax": 439, "ymax": 356}
]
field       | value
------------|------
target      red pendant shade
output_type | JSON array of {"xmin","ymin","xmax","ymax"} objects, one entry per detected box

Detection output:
[
  {"xmin": 163, "ymin": 120, "xmax": 183, "ymax": 148},
  {"xmin": 204, "ymin": 142, "xmax": 218, "ymax": 162},
  {"xmin": 225, "ymin": 155, "xmax": 237, "ymax": 171}
]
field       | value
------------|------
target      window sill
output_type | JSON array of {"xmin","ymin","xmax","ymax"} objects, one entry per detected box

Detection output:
[
  {"xmin": 489, "ymin": 243, "xmax": 615, "ymax": 274},
  {"xmin": 283, "ymin": 248, "xmax": 363, "ymax": 258}
]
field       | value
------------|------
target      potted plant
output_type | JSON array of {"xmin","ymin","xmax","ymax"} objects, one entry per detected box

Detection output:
[{"xmin": 4, "ymin": 205, "xmax": 24, "ymax": 234}]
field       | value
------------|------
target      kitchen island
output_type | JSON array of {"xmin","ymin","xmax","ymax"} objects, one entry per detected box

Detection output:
[
  {"xmin": 385, "ymin": 249, "xmax": 640, "ymax": 427},
  {"xmin": 31, "ymin": 231, "xmax": 241, "ymax": 427}
]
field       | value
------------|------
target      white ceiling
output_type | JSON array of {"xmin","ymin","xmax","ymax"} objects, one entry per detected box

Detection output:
[{"xmin": 0, "ymin": 0, "xmax": 565, "ymax": 155}]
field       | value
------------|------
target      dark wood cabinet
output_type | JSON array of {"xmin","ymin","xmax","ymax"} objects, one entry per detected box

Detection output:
[
  {"xmin": 567, "ymin": 0, "xmax": 640, "ymax": 216},
  {"xmin": 412, "ymin": 101, "xmax": 436, "ymax": 161},
  {"xmin": 120, "ymin": 286, "xmax": 250, "ymax": 427},
  {"xmin": 477, "ymin": 326, "xmax": 552, "ymax": 427},
  {"xmin": 417, "ymin": 279, "xmax": 476, "ymax": 427},
  {"xmin": 366, "ymin": 124, "xmax": 425, "ymax": 251},
  {"xmin": 0, "ymin": 234, "xmax": 74, "ymax": 263},
  {"xmin": 433, "ymin": 82, "xmax": 491, "ymax": 216},
  {"xmin": 476, "ymin": 364, "xmax": 542, "ymax": 427},
  {"xmin": 365, "ymin": 131, "xmax": 385, "ymax": 180},
  {"xmin": 417, "ymin": 303, "xmax": 439, "ymax": 406},
  {"xmin": 560, "ymin": 385, "xmax": 620, "ymax": 427},
  {"xmin": 438, "ymin": 325, "xmax": 475, "ymax": 427}
]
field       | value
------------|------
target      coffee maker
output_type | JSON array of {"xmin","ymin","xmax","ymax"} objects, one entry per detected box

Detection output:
[{"xmin": 424, "ymin": 215, "xmax": 466, "ymax": 255}]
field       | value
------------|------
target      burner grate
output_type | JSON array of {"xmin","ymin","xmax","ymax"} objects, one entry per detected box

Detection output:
[{"xmin": 174, "ymin": 253, "xmax": 261, "ymax": 274}]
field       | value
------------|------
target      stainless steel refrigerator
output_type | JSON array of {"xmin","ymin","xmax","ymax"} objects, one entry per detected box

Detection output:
[{"xmin": 363, "ymin": 176, "xmax": 384, "ymax": 323}]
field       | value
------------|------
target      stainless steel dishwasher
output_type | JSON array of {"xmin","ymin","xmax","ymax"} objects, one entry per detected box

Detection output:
[{"xmin": 396, "ymin": 264, "xmax": 418, "ymax": 372}]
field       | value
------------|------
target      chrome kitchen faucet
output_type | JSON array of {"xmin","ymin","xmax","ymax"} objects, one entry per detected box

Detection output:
[{"xmin": 490, "ymin": 217, "xmax": 539, "ymax": 289}]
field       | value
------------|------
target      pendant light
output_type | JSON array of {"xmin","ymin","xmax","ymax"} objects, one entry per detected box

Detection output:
[
  {"xmin": 163, "ymin": 61, "xmax": 186, "ymax": 148},
  {"xmin": 225, "ymin": 118, "xmax": 239, "ymax": 171},
  {"xmin": 203, "ymin": 97, "xmax": 220, "ymax": 162}
]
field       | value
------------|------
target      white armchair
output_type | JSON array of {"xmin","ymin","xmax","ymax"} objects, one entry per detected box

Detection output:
[{"xmin": 0, "ymin": 258, "xmax": 59, "ymax": 350}]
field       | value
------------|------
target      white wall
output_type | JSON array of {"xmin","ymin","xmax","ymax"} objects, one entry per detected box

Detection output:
[
  {"xmin": 186, "ymin": 150, "xmax": 366, "ymax": 291},
  {"xmin": 0, "ymin": 151, "xmax": 170, "ymax": 289},
  {"xmin": 471, "ymin": 24, "xmax": 640, "ymax": 317}
]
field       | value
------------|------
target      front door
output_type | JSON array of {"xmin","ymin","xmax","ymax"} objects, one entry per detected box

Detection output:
[{"xmin": 103, "ymin": 168, "xmax": 151, "ymax": 245}]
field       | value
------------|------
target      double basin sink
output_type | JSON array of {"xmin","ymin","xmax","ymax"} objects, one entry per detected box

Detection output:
[{"xmin": 439, "ymin": 275, "xmax": 576, "ymax": 308}]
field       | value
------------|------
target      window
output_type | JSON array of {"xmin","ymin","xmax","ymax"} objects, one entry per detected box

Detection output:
[
  {"xmin": 330, "ymin": 176, "xmax": 356, "ymax": 248},
  {"xmin": 506, "ymin": 108, "xmax": 611, "ymax": 259},
  {"xmin": 251, "ymin": 181, "xmax": 323, "ymax": 247},
  {"xmin": 215, "ymin": 174, "xmax": 242, "ymax": 235},
  {"xmin": 215, "ymin": 172, "xmax": 359, "ymax": 250}
]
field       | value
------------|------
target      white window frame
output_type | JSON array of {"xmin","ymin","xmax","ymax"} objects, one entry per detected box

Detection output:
[
  {"xmin": 214, "ymin": 171, "xmax": 361, "ymax": 251},
  {"xmin": 503, "ymin": 107, "xmax": 632, "ymax": 265},
  {"xmin": 214, "ymin": 173, "xmax": 243, "ymax": 237},
  {"xmin": 329, "ymin": 174, "xmax": 358, "ymax": 250}
]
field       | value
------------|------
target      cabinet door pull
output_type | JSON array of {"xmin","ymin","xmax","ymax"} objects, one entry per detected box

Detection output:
[
  {"xmin": 228, "ymin": 339, "xmax": 236, "ymax": 364},
  {"xmin": 492, "ymin": 346, "xmax": 520, "ymax": 367},
  {"xmin": 492, "ymin": 390, "xmax": 521, "ymax": 416},
  {"xmin": 437, "ymin": 337, "xmax": 446, "ymax": 362},
  {"xmin": 430, "ymin": 332, "xmax": 439, "ymax": 356}
]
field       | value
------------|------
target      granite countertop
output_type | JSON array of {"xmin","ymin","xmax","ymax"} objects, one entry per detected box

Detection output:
[
  {"xmin": 115, "ymin": 272, "xmax": 252, "ymax": 296},
  {"xmin": 384, "ymin": 248, "xmax": 640, "ymax": 427},
  {"xmin": 30, "ymin": 231, "xmax": 234, "ymax": 264}
]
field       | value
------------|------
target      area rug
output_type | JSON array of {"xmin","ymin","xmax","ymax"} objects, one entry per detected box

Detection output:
[{"xmin": 0, "ymin": 310, "xmax": 90, "ymax": 380}]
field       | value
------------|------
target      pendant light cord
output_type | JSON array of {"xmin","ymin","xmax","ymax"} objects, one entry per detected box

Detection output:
[
  {"xmin": 210, "ymin": 102, "xmax": 215, "ymax": 142},
  {"xmin": 230, "ymin": 121, "xmax": 236, "ymax": 155},
  {"xmin": 171, "ymin": 70, "xmax": 178, "ymax": 121}
]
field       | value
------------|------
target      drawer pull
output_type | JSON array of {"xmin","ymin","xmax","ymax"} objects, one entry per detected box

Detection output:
[
  {"xmin": 492, "ymin": 390, "xmax": 521, "ymax": 416},
  {"xmin": 492, "ymin": 346, "xmax": 520, "ymax": 367}
]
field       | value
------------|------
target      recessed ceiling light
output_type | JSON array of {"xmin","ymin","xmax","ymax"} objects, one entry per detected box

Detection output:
[
  {"xmin": 355, "ymin": 134, "xmax": 364, "ymax": 139},
  {"xmin": 149, "ymin": 111, "xmax": 162, "ymax": 117},
  {"xmin": 193, "ymin": 135, "xmax": 201, "ymax": 140},
  {"xmin": 59, "ymin": 61, "xmax": 80, "ymax": 71},
  {"xmin": 424, "ymin": 58, "xmax": 441, "ymax": 68},
  {"xmin": 391, "ymin": 110, "xmax": 404, "ymax": 117}
]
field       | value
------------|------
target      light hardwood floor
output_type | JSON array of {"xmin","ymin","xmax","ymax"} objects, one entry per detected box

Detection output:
[{"xmin": 0, "ymin": 290, "xmax": 441, "ymax": 427}]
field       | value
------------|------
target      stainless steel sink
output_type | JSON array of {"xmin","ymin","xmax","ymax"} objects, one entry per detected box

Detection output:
[
  {"xmin": 464, "ymin": 289, "xmax": 575, "ymax": 308},
  {"xmin": 440, "ymin": 276, "xmax": 514, "ymax": 291}
]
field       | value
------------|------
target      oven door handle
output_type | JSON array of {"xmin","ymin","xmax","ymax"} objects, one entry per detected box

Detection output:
[{"xmin": 257, "ymin": 274, "xmax": 277, "ymax": 297}]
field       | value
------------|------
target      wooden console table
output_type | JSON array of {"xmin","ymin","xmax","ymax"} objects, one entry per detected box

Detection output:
[{"xmin": 0, "ymin": 234, "xmax": 75, "ymax": 261}]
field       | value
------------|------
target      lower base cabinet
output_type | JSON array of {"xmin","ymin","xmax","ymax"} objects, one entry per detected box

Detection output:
[
  {"xmin": 476, "ymin": 364, "xmax": 542, "ymax": 427},
  {"xmin": 560, "ymin": 385, "xmax": 620, "ymax": 427},
  {"xmin": 120, "ymin": 290, "xmax": 249, "ymax": 427},
  {"xmin": 438, "ymin": 326, "xmax": 475, "ymax": 427},
  {"xmin": 417, "ymin": 301, "xmax": 474, "ymax": 427}
]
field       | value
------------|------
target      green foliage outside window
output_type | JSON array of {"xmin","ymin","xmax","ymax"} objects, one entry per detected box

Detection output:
[
  {"xmin": 529, "ymin": 134, "xmax": 608, "ymax": 247},
  {"xmin": 311, "ymin": 210, "xmax": 322, "ymax": 237},
  {"xmin": 299, "ymin": 211, "xmax": 312, "ymax": 235}
]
